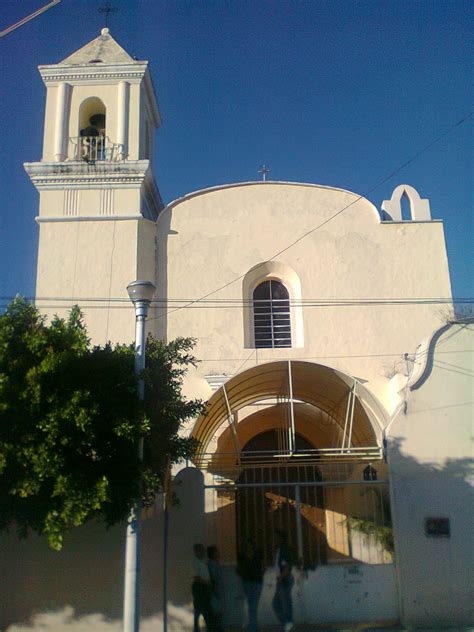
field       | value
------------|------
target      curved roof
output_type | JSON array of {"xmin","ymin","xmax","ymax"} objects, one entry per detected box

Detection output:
[
  {"xmin": 192, "ymin": 360, "xmax": 388, "ymax": 458},
  {"xmin": 159, "ymin": 181, "xmax": 381, "ymax": 222}
]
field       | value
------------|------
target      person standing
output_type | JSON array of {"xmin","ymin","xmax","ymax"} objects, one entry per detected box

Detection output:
[
  {"xmin": 272, "ymin": 530, "xmax": 294, "ymax": 632},
  {"xmin": 191, "ymin": 543, "xmax": 215, "ymax": 632},
  {"xmin": 237, "ymin": 540, "xmax": 264, "ymax": 632},
  {"xmin": 207, "ymin": 546, "xmax": 224, "ymax": 632}
]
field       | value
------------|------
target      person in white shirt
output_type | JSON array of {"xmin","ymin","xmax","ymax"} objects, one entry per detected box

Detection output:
[{"xmin": 191, "ymin": 543, "xmax": 216, "ymax": 631}]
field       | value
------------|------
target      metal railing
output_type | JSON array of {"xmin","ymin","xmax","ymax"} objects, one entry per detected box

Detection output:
[
  {"xmin": 70, "ymin": 135, "xmax": 126, "ymax": 162},
  {"xmin": 197, "ymin": 446, "xmax": 384, "ymax": 471}
]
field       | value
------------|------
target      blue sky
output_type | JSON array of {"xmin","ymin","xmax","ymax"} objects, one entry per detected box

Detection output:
[{"xmin": 0, "ymin": 0, "xmax": 472, "ymax": 304}]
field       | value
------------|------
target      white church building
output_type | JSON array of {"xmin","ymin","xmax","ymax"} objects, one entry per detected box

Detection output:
[{"xmin": 2, "ymin": 29, "xmax": 472, "ymax": 631}]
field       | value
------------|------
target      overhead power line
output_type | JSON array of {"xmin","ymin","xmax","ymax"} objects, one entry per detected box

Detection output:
[
  {"xmin": 1, "ymin": 296, "xmax": 472, "ymax": 311},
  {"xmin": 1, "ymin": 295, "xmax": 471, "ymax": 304},
  {"xmin": 0, "ymin": 0, "xmax": 62, "ymax": 38}
]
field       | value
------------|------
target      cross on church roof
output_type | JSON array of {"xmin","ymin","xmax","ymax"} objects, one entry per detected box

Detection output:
[
  {"xmin": 98, "ymin": 1, "xmax": 118, "ymax": 28},
  {"xmin": 258, "ymin": 164, "xmax": 271, "ymax": 181}
]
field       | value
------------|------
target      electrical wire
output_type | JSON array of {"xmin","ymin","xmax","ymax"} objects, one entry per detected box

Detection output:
[
  {"xmin": 0, "ymin": 0, "xmax": 62, "ymax": 38},
  {"xmin": 0, "ymin": 296, "xmax": 472, "ymax": 308}
]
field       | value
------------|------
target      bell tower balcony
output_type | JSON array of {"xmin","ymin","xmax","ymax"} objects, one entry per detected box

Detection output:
[{"xmin": 69, "ymin": 135, "xmax": 126, "ymax": 163}]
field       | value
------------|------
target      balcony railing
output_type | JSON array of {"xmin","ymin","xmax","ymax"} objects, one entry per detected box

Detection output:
[{"xmin": 70, "ymin": 136, "xmax": 126, "ymax": 163}]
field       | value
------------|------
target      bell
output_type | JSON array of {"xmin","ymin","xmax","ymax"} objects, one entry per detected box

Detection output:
[
  {"xmin": 89, "ymin": 113, "xmax": 106, "ymax": 128},
  {"xmin": 80, "ymin": 126, "xmax": 99, "ymax": 137}
]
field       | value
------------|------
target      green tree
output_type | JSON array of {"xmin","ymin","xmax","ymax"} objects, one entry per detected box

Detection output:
[{"xmin": 0, "ymin": 297, "xmax": 202, "ymax": 549}]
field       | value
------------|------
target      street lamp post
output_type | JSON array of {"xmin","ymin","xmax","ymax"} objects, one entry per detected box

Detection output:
[{"xmin": 123, "ymin": 280, "xmax": 155, "ymax": 632}]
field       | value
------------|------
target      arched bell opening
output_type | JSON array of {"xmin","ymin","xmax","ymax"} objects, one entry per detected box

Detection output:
[{"xmin": 77, "ymin": 97, "xmax": 107, "ymax": 161}]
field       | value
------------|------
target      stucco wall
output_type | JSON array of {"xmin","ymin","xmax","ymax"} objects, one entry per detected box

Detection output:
[
  {"xmin": 35, "ymin": 218, "xmax": 148, "ymax": 344},
  {"xmin": 156, "ymin": 182, "xmax": 452, "ymax": 409},
  {"xmin": 388, "ymin": 322, "xmax": 474, "ymax": 627}
]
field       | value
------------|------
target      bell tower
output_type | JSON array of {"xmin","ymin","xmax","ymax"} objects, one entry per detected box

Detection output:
[{"xmin": 25, "ymin": 28, "xmax": 162, "ymax": 343}]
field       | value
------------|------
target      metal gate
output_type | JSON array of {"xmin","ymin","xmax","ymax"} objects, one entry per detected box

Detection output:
[{"xmin": 207, "ymin": 461, "xmax": 394, "ymax": 568}]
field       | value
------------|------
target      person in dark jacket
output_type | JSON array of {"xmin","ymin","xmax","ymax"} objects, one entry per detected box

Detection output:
[
  {"xmin": 272, "ymin": 530, "xmax": 294, "ymax": 632},
  {"xmin": 207, "ymin": 546, "xmax": 224, "ymax": 632},
  {"xmin": 191, "ymin": 543, "xmax": 216, "ymax": 632},
  {"xmin": 237, "ymin": 540, "xmax": 264, "ymax": 632}
]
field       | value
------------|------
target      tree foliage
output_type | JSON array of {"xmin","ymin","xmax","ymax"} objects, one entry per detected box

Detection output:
[{"xmin": 0, "ymin": 298, "xmax": 203, "ymax": 549}]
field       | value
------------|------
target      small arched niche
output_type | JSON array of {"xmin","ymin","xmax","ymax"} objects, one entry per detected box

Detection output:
[{"xmin": 242, "ymin": 261, "xmax": 304, "ymax": 348}]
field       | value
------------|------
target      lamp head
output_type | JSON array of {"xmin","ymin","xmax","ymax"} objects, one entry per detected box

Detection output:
[{"xmin": 127, "ymin": 280, "xmax": 155, "ymax": 304}]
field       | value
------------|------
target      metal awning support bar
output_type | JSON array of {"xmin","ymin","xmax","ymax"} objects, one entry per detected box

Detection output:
[
  {"xmin": 347, "ymin": 380, "xmax": 357, "ymax": 449},
  {"xmin": 341, "ymin": 379, "xmax": 356, "ymax": 452},
  {"xmin": 222, "ymin": 384, "xmax": 241, "ymax": 455},
  {"xmin": 288, "ymin": 360, "xmax": 296, "ymax": 454}
]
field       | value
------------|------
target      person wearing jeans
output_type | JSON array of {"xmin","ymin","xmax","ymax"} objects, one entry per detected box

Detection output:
[
  {"xmin": 237, "ymin": 540, "xmax": 264, "ymax": 632},
  {"xmin": 272, "ymin": 531, "xmax": 294, "ymax": 632}
]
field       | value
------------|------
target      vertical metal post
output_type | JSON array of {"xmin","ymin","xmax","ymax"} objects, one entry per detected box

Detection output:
[
  {"xmin": 123, "ymin": 280, "xmax": 154, "ymax": 632},
  {"xmin": 288, "ymin": 360, "xmax": 296, "ymax": 454},
  {"xmin": 295, "ymin": 486, "xmax": 304, "ymax": 563},
  {"xmin": 162, "ymin": 492, "xmax": 169, "ymax": 632},
  {"xmin": 123, "ymin": 307, "xmax": 147, "ymax": 632}
]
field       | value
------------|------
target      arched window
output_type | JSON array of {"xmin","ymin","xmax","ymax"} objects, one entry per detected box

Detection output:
[{"xmin": 253, "ymin": 280, "xmax": 291, "ymax": 348}]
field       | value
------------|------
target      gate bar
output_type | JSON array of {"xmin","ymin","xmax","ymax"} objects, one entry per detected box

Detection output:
[
  {"xmin": 288, "ymin": 360, "xmax": 296, "ymax": 454},
  {"xmin": 205, "ymin": 479, "xmax": 388, "ymax": 490},
  {"xmin": 294, "ymin": 485, "xmax": 304, "ymax": 562}
]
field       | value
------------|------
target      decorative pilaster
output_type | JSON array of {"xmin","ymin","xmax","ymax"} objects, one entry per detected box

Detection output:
[
  {"xmin": 117, "ymin": 81, "xmax": 130, "ymax": 159},
  {"xmin": 53, "ymin": 82, "xmax": 71, "ymax": 161}
]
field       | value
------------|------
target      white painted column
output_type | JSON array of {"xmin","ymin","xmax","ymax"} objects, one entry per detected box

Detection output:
[
  {"xmin": 53, "ymin": 82, "xmax": 71, "ymax": 162},
  {"xmin": 117, "ymin": 81, "xmax": 130, "ymax": 158}
]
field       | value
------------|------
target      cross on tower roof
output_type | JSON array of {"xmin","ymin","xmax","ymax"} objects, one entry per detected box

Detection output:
[
  {"xmin": 258, "ymin": 164, "xmax": 271, "ymax": 181},
  {"xmin": 98, "ymin": 1, "xmax": 118, "ymax": 28}
]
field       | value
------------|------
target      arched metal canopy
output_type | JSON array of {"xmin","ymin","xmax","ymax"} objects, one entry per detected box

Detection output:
[{"xmin": 192, "ymin": 360, "xmax": 387, "ymax": 460}]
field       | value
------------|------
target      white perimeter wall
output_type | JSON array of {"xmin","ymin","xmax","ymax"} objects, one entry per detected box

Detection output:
[{"xmin": 388, "ymin": 322, "xmax": 474, "ymax": 627}]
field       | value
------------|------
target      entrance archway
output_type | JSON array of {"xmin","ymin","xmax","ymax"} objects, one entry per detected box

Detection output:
[{"xmin": 187, "ymin": 361, "xmax": 398, "ymax": 624}]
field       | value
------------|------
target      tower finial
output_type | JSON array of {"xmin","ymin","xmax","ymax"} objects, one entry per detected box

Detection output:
[{"xmin": 98, "ymin": 1, "xmax": 118, "ymax": 29}]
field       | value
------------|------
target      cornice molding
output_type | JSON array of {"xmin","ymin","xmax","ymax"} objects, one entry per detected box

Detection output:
[
  {"xmin": 24, "ymin": 159, "xmax": 149, "ymax": 189},
  {"xmin": 38, "ymin": 62, "xmax": 148, "ymax": 85},
  {"xmin": 25, "ymin": 160, "xmax": 163, "ymax": 221},
  {"xmin": 36, "ymin": 214, "xmax": 155, "ymax": 224}
]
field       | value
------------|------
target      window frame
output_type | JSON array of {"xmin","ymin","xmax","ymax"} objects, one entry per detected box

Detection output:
[{"xmin": 253, "ymin": 279, "xmax": 292, "ymax": 349}]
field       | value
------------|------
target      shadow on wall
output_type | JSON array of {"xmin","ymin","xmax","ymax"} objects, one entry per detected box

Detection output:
[
  {"xmin": 153, "ymin": 207, "xmax": 173, "ymax": 341},
  {"xmin": 1, "ymin": 445, "xmax": 473, "ymax": 630},
  {"xmin": 387, "ymin": 438, "xmax": 473, "ymax": 627},
  {"xmin": 5, "ymin": 604, "xmax": 193, "ymax": 632}
]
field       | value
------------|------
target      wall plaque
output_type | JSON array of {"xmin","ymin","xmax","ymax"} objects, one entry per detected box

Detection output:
[{"xmin": 425, "ymin": 517, "xmax": 450, "ymax": 537}]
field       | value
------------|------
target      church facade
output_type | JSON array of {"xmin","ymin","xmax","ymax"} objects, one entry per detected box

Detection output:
[{"xmin": 2, "ymin": 29, "xmax": 472, "ymax": 631}]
